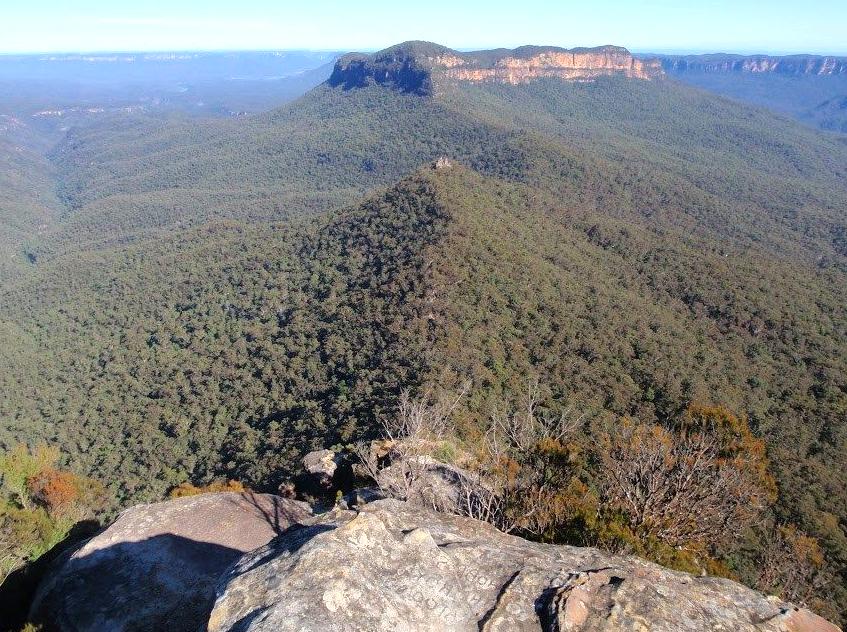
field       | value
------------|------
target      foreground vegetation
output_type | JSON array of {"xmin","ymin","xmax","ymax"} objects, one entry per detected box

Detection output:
[
  {"xmin": 0, "ymin": 444, "xmax": 105, "ymax": 585},
  {"xmin": 360, "ymin": 389, "xmax": 828, "ymax": 613}
]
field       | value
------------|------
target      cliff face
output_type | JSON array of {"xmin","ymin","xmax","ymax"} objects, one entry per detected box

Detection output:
[
  {"xmin": 328, "ymin": 52, "xmax": 434, "ymax": 95},
  {"xmin": 660, "ymin": 54, "xmax": 847, "ymax": 76},
  {"xmin": 327, "ymin": 42, "xmax": 663, "ymax": 94},
  {"xmin": 445, "ymin": 47, "xmax": 662, "ymax": 84}
]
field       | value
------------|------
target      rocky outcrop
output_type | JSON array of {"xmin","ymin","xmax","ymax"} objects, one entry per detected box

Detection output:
[
  {"xmin": 30, "ymin": 492, "xmax": 311, "ymax": 632},
  {"xmin": 297, "ymin": 449, "xmax": 342, "ymax": 496},
  {"xmin": 446, "ymin": 46, "xmax": 662, "ymax": 84},
  {"xmin": 659, "ymin": 53, "xmax": 847, "ymax": 76},
  {"xmin": 207, "ymin": 499, "xmax": 838, "ymax": 632},
  {"xmin": 295, "ymin": 449, "xmax": 357, "ymax": 501},
  {"xmin": 329, "ymin": 50, "xmax": 434, "ymax": 95},
  {"xmin": 375, "ymin": 455, "xmax": 477, "ymax": 511},
  {"xmin": 328, "ymin": 41, "xmax": 663, "ymax": 94}
]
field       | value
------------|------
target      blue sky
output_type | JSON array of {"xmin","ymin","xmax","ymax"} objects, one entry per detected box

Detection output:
[{"xmin": 2, "ymin": 0, "xmax": 845, "ymax": 55}]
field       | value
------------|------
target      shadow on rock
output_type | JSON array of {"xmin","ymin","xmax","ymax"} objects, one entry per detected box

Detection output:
[
  {"xmin": 0, "ymin": 520, "xmax": 100, "ymax": 632},
  {"xmin": 28, "ymin": 492, "xmax": 311, "ymax": 632}
]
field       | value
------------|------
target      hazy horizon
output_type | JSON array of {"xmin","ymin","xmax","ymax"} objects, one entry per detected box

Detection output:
[
  {"xmin": 1, "ymin": 45, "xmax": 846, "ymax": 59},
  {"xmin": 2, "ymin": 0, "xmax": 846, "ymax": 56}
]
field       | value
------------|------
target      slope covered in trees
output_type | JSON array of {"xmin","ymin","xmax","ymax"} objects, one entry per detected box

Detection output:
[
  {"xmin": 3, "ymin": 162, "xmax": 846, "ymax": 617},
  {"xmin": 30, "ymin": 71, "xmax": 847, "ymax": 268},
  {"xmin": 1, "ymin": 43, "xmax": 847, "ymax": 620},
  {"xmin": 0, "ymin": 126, "xmax": 61, "ymax": 282}
]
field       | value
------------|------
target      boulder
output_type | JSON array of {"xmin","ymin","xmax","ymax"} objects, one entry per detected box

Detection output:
[
  {"xmin": 375, "ymin": 455, "xmax": 478, "ymax": 512},
  {"xmin": 208, "ymin": 498, "xmax": 838, "ymax": 632},
  {"xmin": 298, "ymin": 449, "xmax": 341, "ymax": 495},
  {"xmin": 30, "ymin": 492, "xmax": 311, "ymax": 632}
]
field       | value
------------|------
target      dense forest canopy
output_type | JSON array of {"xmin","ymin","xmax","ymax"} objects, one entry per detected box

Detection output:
[{"xmin": 1, "ymin": 43, "xmax": 846, "ymax": 622}]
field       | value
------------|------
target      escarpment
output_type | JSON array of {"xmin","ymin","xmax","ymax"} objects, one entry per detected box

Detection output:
[
  {"xmin": 329, "ymin": 48, "xmax": 436, "ymax": 94},
  {"xmin": 445, "ymin": 46, "xmax": 662, "ymax": 84},
  {"xmin": 328, "ymin": 41, "xmax": 663, "ymax": 94},
  {"xmin": 659, "ymin": 53, "xmax": 847, "ymax": 76}
]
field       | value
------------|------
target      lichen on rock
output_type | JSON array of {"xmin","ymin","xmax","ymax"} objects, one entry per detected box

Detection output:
[{"xmin": 207, "ymin": 499, "xmax": 838, "ymax": 632}]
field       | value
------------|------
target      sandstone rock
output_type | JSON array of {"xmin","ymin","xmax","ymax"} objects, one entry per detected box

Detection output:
[
  {"xmin": 433, "ymin": 156, "xmax": 453, "ymax": 170},
  {"xmin": 328, "ymin": 42, "xmax": 662, "ymax": 96},
  {"xmin": 30, "ymin": 492, "xmax": 311, "ymax": 632},
  {"xmin": 300, "ymin": 449, "xmax": 340, "ymax": 493},
  {"xmin": 208, "ymin": 499, "xmax": 838, "ymax": 632},
  {"xmin": 375, "ymin": 455, "xmax": 477, "ymax": 512},
  {"xmin": 661, "ymin": 54, "xmax": 847, "ymax": 76},
  {"xmin": 444, "ymin": 48, "xmax": 662, "ymax": 84}
]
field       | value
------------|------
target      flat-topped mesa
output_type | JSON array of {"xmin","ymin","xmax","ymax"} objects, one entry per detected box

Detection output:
[
  {"xmin": 327, "ymin": 41, "xmax": 663, "ymax": 94},
  {"xmin": 659, "ymin": 53, "xmax": 847, "ymax": 76}
]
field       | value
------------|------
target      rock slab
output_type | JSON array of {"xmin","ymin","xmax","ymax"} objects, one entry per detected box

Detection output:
[
  {"xmin": 30, "ymin": 492, "xmax": 311, "ymax": 632},
  {"xmin": 208, "ymin": 499, "xmax": 839, "ymax": 632}
]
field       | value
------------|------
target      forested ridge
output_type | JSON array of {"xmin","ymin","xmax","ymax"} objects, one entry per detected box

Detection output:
[{"xmin": 1, "ymin": 45, "xmax": 847, "ymax": 621}]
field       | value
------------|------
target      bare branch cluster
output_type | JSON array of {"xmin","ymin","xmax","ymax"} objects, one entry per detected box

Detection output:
[
  {"xmin": 355, "ymin": 385, "xmax": 469, "ymax": 507},
  {"xmin": 597, "ymin": 423, "xmax": 767, "ymax": 550},
  {"xmin": 485, "ymin": 379, "xmax": 579, "ymax": 458},
  {"xmin": 380, "ymin": 387, "xmax": 466, "ymax": 446},
  {"xmin": 756, "ymin": 524, "xmax": 826, "ymax": 607},
  {"xmin": 354, "ymin": 382, "xmax": 578, "ymax": 534},
  {"xmin": 462, "ymin": 381, "xmax": 580, "ymax": 534}
]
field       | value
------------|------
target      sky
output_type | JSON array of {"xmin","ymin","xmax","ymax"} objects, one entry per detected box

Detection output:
[{"xmin": 1, "ymin": 0, "xmax": 845, "ymax": 56}]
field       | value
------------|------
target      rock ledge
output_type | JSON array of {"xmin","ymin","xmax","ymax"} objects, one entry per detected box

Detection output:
[
  {"xmin": 208, "ymin": 499, "xmax": 838, "ymax": 632},
  {"xmin": 30, "ymin": 492, "xmax": 310, "ymax": 632}
]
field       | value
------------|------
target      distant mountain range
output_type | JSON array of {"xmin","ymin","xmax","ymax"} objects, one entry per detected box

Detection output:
[
  {"xmin": 0, "ymin": 51, "xmax": 340, "ymax": 119},
  {"xmin": 656, "ymin": 52, "xmax": 847, "ymax": 76},
  {"xmin": 0, "ymin": 51, "xmax": 340, "ymax": 82},
  {"xmin": 643, "ymin": 52, "xmax": 847, "ymax": 133}
]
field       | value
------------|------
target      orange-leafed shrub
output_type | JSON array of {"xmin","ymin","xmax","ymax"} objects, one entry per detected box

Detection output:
[
  {"xmin": 2, "ymin": 444, "xmax": 108, "ymax": 587},
  {"xmin": 169, "ymin": 479, "xmax": 247, "ymax": 498},
  {"xmin": 596, "ymin": 411, "xmax": 774, "ymax": 554},
  {"xmin": 27, "ymin": 470, "xmax": 80, "ymax": 516}
]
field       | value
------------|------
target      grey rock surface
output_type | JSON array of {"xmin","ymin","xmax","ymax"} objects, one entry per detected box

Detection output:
[
  {"xmin": 300, "ymin": 449, "xmax": 341, "ymax": 495},
  {"xmin": 208, "ymin": 498, "xmax": 839, "ymax": 632},
  {"xmin": 375, "ymin": 455, "xmax": 476, "ymax": 511},
  {"xmin": 30, "ymin": 492, "xmax": 311, "ymax": 632}
]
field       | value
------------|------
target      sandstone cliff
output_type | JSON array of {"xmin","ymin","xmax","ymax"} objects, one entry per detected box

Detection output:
[
  {"xmin": 659, "ymin": 53, "xmax": 847, "ymax": 76},
  {"xmin": 31, "ymin": 494, "xmax": 839, "ymax": 631},
  {"xmin": 328, "ymin": 41, "xmax": 663, "ymax": 94}
]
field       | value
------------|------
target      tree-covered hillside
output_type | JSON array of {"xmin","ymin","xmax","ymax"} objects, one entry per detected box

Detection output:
[
  {"xmin": 0, "ymin": 127, "xmax": 61, "ymax": 282},
  {"xmin": 32, "ymin": 75, "xmax": 847, "ymax": 268},
  {"xmin": 2, "ymin": 47, "xmax": 847, "ymax": 620}
]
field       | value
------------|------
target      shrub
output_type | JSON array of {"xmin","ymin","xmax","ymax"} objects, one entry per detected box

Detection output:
[
  {"xmin": 595, "ymin": 411, "xmax": 774, "ymax": 555},
  {"xmin": 0, "ymin": 444, "xmax": 107, "ymax": 584},
  {"xmin": 168, "ymin": 479, "xmax": 247, "ymax": 498}
]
